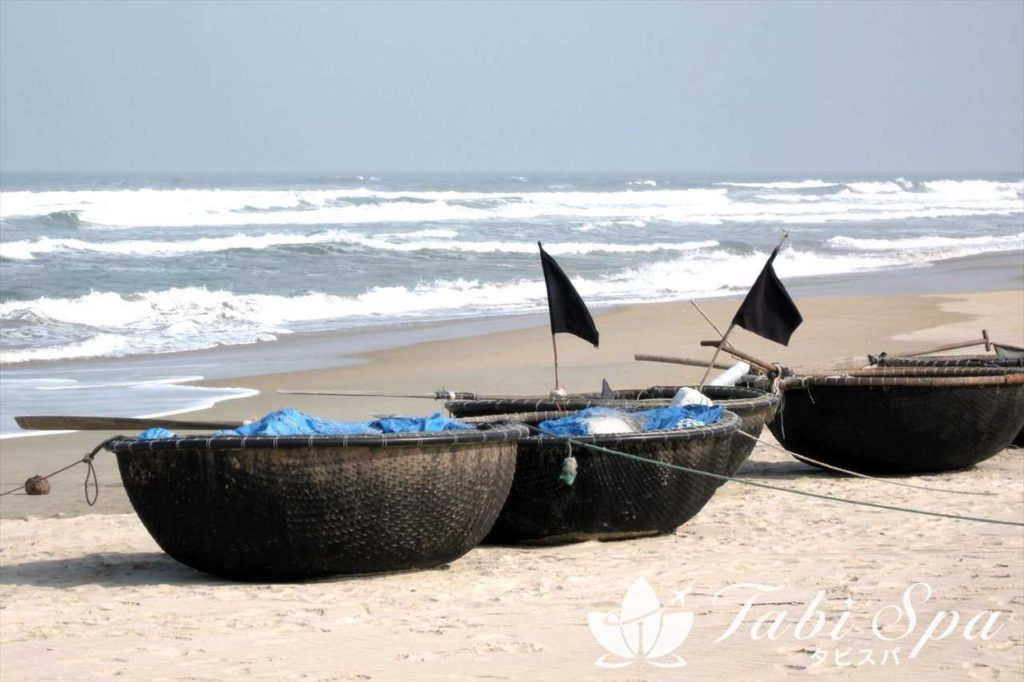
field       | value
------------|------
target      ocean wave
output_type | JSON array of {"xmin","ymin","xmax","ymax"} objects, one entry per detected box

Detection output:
[
  {"xmin": 1, "ymin": 241, "xmax": 1012, "ymax": 363},
  {"xmin": 0, "ymin": 231, "xmax": 718, "ymax": 260},
  {"xmin": 717, "ymin": 180, "xmax": 838, "ymax": 189},
  {"xmin": 826, "ymin": 233, "xmax": 1024, "ymax": 253},
  {"xmin": 627, "ymin": 179, "xmax": 658, "ymax": 187},
  {"xmin": 2, "ymin": 180, "xmax": 1020, "ymax": 230},
  {"xmin": 845, "ymin": 181, "xmax": 906, "ymax": 194},
  {"xmin": 575, "ymin": 219, "xmax": 648, "ymax": 232}
]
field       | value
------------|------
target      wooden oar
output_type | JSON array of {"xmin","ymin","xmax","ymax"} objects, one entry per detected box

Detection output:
[
  {"xmin": 278, "ymin": 389, "xmax": 481, "ymax": 400},
  {"xmin": 15, "ymin": 416, "xmax": 245, "ymax": 431},
  {"xmin": 901, "ymin": 329, "xmax": 991, "ymax": 358},
  {"xmin": 634, "ymin": 354, "xmax": 733, "ymax": 371}
]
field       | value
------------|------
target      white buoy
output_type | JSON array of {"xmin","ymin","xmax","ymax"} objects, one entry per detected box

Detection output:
[
  {"xmin": 709, "ymin": 361, "xmax": 751, "ymax": 387},
  {"xmin": 670, "ymin": 387, "xmax": 713, "ymax": 407}
]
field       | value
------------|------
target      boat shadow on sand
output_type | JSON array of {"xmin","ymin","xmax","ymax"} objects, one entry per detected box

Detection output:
[
  {"xmin": 0, "ymin": 551, "xmax": 213, "ymax": 588},
  {"xmin": 729, "ymin": 457, "xmax": 983, "ymax": 481},
  {"xmin": 0, "ymin": 551, "xmax": 460, "ymax": 588}
]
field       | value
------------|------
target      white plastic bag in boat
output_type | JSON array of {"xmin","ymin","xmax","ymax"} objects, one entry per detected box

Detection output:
[
  {"xmin": 584, "ymin": 414, "xmax": 642, "ymax": 434},
  {"xmin": 709, "ymin": 362, "xmax": 751, "ymax": 387},
  {"xmin": 670, "ymin": 387, "xmax": 713, "ymax": 407}
]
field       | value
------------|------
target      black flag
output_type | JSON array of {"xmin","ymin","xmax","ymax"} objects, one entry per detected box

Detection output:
[
  {"xmin": 732, "ymin": 247, "xmax": 803, "ymax": 346},
  {"xmin": 538, "ymin": 242, "xmax": 599, "ymax": 347}
]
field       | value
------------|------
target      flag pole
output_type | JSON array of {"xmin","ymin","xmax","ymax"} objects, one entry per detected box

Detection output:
[
  {"xmin": 698, "ymin": 323, "xmax": 735, "ymax": 388},
  {"xmin": 690, "ymin": 300, "xmax": 725, "ymax": 336},
  {"xmin": 697, "ymin": 230, "xmax": 790, "ymax": 389},
  {"xmin": 551, "ymin": 333, "xmax": 561, "ymax": 389}
]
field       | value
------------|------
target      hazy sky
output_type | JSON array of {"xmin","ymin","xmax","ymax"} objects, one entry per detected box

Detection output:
[{"xmin": 1, "ymin": 0, "xmax": 1022, "ymax": 174}]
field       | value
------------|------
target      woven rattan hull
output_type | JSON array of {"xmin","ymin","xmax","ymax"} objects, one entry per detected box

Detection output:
[
  {"xmin": 769, "ymin": 383, "xmax": 1024, "ymax": 473},
  {"xmin": 868, "ymin": 355, "xmax": 1024, "ymax": 449},
  {"xmin": 484, "ymin": 411, "xmax": 741, "ymax": 545},
  {"xmin": 446, "ymin": 385, "xmax": 776, "ymax": 478},
  {"xmin": 109, "ymin": 427, "xmax": 524, "ymax": 581}
]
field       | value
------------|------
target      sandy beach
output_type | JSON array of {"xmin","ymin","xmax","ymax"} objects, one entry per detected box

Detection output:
[
  {"xmin": 1, "ymin": 287, "xmax": 1022, "ymax": 681},
  {"xmin": 3, "ymin": 1, "xmax": 1023, "ymax": 679}
]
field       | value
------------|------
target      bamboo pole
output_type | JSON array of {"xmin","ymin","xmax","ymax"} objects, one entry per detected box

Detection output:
[
  {"xmin": 689, "ymin": 300, "xmax": 725, "ymax": 336},
  {"xmin": 634, "ymin": 354, "xmax": 732, "ymax": 370}
]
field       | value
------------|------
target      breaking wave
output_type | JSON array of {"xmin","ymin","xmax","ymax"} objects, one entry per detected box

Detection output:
[
  {"xmin": 827, "ymin": 233, "xmax": 1023, "ymax": 253},
  {"xmin": 3, "ymin": 240, "xmax": 1018, "ymax": 364},
  {"xmin": 2, "ymin": 179, "xmax": 1020, "ymax": 230},
  {"xmin": 0, "ymin": 231, "xmax": 718, "ymax": 260}
]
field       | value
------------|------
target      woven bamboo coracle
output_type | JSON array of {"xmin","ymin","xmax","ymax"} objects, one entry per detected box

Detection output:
[
  {"xmin": 475, "ymin": 409, "xmax": 741, "ymax": 545},
  {"xmin": 105, "ymin": 424, "xmax": 527, "ymax": 581},
  {"xmin": 770, "ymin": 368, "xmax": 1024, "ymax": 473}
]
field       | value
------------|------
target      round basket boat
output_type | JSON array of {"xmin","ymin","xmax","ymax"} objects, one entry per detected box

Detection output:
[
  {"xmin": 469, "ymin": 409, "xmax": 741, "ymax": 545},
  {"xmin": 770, "ymin": 369, "xmax": 1024, "ymax": 474},
  {"xmin": 867, "ymin": 355, "xmax": 1024, "ymax": 447},
  {"xmin": 104, "ymin": 423, "xmax": 527, "ymax": 581},
  {"xmin": 446, "ymin": 385, "xmax": 777, "ymax": 478}
]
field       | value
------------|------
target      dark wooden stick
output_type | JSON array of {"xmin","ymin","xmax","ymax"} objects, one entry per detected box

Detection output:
[
  {"xmin": 698, "ymin": 339, "xmax": 776, "ymax": 373},
  {"xmin": 15, "ymin": 416, "xmax": 245, "ymax": 431},
  {"xmin": 634, "ymin": 353, "xmax": 732, "ymax": 370}
]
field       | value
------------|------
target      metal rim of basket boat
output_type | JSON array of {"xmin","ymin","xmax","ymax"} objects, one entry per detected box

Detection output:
[{"xmin": 105, "ymin": 422, "xmax": 529, "ymax": 453}]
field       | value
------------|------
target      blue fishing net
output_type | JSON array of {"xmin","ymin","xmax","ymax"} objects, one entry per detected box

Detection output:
[
  {"xmin": 136, "ymin": 408, "xmax": 474, "ymax": 440},
  {"xmin": 538, "ymin": 405, "xmax": 723, "ymax": 437}
]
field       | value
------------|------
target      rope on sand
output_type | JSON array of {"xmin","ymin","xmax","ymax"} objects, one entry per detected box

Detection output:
[{"xmin": 0, "ymin": 437, "xmax": 120, "ymax": 506}]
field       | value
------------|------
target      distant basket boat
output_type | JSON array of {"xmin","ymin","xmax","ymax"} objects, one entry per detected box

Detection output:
[
  {"xmin": 467, "ymin": 409, "xmax": 741, "ymax": 545},
  {"xmin": 769, "ymin": 368, "xmax": 1024, "ymax": 474},
  {"xmin": 446, "ymin": 385, "xmax": 777, "ymax": 478},
  {"xmin": 105, "ymin": 424, "xmax": 527, "ymax": 581}
]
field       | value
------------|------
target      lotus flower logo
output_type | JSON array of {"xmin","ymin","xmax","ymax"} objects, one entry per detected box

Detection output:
[{"xmin": 588, "ymin": 578, "xmax": 693, "ymax": 668}]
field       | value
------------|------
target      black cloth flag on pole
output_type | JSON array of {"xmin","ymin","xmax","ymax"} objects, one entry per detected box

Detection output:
[
  {"xmin": 731, "ymin": 247, "xmax": 803, "ymax": 346},
  {"xmin": 538, "ymin": 242, "xmax": 600, "ymax": 347}
]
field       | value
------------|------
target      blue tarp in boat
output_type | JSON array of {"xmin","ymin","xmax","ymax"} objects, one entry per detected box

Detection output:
[
  {"xmin": 137, "ymin": 408, "xmax": 474, "ymax": 440},
  {"xmin": 538, "ymin": 405, "xmax": 723, "ymax": 437}
]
